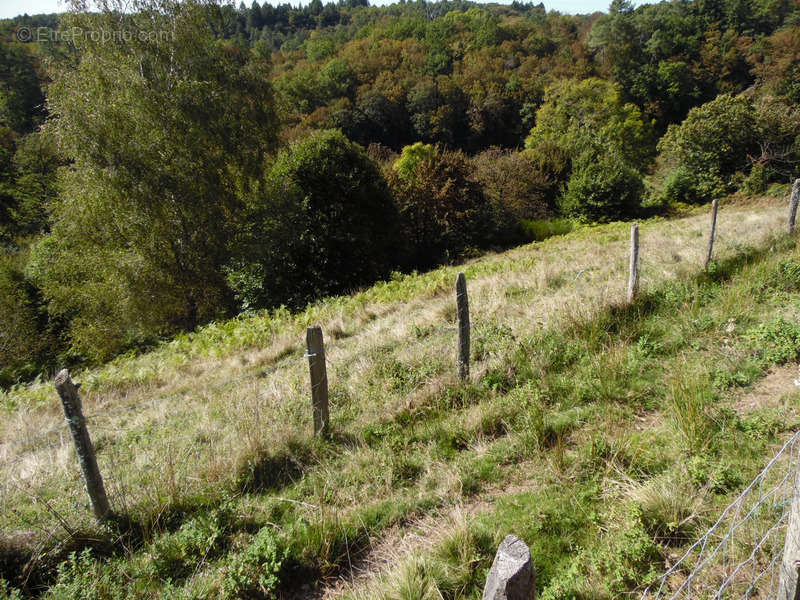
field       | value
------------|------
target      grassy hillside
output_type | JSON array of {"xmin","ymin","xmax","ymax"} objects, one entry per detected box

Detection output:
[{"xmin": 3, "ymin": 195, "xmax": 800, "ymax": 599}]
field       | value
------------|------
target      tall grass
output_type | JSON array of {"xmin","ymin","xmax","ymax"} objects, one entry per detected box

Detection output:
[{"xmin": 2, "ymin": 197, "xmax": 799, "ymax": 599}]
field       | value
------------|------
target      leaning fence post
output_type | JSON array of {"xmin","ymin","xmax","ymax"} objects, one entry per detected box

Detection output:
[
  {"xmin": 627, "ymin": 223, "xmax": 639, "ymax": 303},
  {"xmin": 777, "ymin": 451, "xmax": 800, "ymax": 600},
  {"xmin": 704, "ymin": 198, "xmax": 719, "ymax": 270},
  {"xmin": 789, "ymin": 179, "xmax": 800, "ymax": 235},
  {"xmin": 456, "ymin": 272, "xmax": 470, "ymax": 380},
  {"xmin": 54, "ymin": 369, "xmax": 111, "ymax": 522},
  {"xmin": 306, "ymin": 325, "xmax": 329, "ymax": 438}
]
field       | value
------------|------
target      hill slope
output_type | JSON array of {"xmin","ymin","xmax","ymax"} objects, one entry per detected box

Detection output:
[{"xmin": 3, "ymin": 195, "xmax": 800, "ymax": 599}]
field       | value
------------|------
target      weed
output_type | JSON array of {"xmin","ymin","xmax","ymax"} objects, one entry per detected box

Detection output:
[
  {"xmin": 223, "ymin": 526, "xmax": 283, "ymax": 598},
  {"xmin": 666, "ymin": 369, "xmax": 718, "ymax": 455},
  {"xmin": 745, "ymin": 317, "xmax": 800, "ymax": 366}
]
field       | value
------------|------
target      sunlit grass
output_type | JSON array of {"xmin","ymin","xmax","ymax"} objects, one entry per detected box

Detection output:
[{"xmin": 2, "ymin": 196, "xmax": 800, "ymax": 599}]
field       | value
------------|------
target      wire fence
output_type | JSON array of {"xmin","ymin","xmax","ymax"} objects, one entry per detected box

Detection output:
[{"xmin": 641, "ymin": 430, "xmax": 800, "ymax": 600}]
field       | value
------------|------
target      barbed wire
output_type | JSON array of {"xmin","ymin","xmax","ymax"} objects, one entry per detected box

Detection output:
[{"xmin": 641, "ymin": 429, "xmax": 800, "ymax": 600}]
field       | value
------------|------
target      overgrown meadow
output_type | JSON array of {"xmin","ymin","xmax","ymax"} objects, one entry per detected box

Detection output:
[{"xmin": 3, "ymin": 196, "xmax": 800, "ymax": 599}]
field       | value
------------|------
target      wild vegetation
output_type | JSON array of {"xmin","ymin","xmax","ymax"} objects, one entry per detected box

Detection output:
[
  {"xmin": 1, "ymin": 0, "xmax": 800, "ymax": 384},
  {"xmin": 1, "ymin": 0, "xmax": 800, "ymax": 596},
  {"xmin": 3, "ymin": 195, "xmax": 800, "ymax": 599}
]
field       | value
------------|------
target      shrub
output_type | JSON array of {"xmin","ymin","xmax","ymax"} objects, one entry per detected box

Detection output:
[
  {"xmin": 388, "ymin": 145, "xmax": 495, "ymax": 268},
  {"xmin": 228, "ymin": 129, "xmax": 399, "ymax": 310},
  {"xmin": 741, "ymin": 162, "xmax": 769, "ymax": 196},
  {"xmin": 471, "ymin": 148, "xmax": 553, "ymax": 243},
  {"xmin": 0, "ymin": 248, "xmax": 58, "ymax": 386},
  {"xmin": 659, "ymin": 165, "xmax": 724, "ymax": 205},
  {"xmin": 658, "ymin": 94, "xmax": 757, "ymax": 201},
  {"xmin": 746, "ymin": 318, "xmax": 800, "ymax": 366},
  {"xmin": 559, "ymin": 152, "xmax": 644, "ymax": 222},
  {"xmin": 223, "ymin": 527, "xmax": 283, "ymax": 598},
  {"xmin": 49, "ymin": 549, "xmax": 124, "ymax": 600}
]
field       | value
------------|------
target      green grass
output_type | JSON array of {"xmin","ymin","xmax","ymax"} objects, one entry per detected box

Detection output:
[{"xmin": 2, "ymin": 197, "xmax": 800, "ymax": 599}]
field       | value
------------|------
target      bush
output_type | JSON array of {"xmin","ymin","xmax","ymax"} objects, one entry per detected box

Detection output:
[
  {"xmin": 228, "ymin": 129, "xmax": 399, "ymax": 310},
  {"xmin": 660, "ymin": 165, "xmax": 724, "ymax": 205},
  {"xmin": 746, "ymin": 318, "xmax": 800, "ymax": 366},
  {"xmin": 559, "ymin": 152, "xmax": 644, "ymax": 222},
  {"xmin": 388, "ymin": 145, "xmax": 495, "ymax": 268},
  {"xmin": 741, "ymin": 162, "xmax": 769, "ymax": 196},
  {"xmin": 658, "ymin": 94, "xmax": 757, "ymax": 200},
  {"xmin": 471, "ymin": 148, "xmax": 553, "ymax": 243},
  {"xmin": 223, "ymin": 527, "xmax": 283, "ymax": 598},
  {"xmin": 0, "ymin": 248, "xmax": 58, "ymax": 386}
]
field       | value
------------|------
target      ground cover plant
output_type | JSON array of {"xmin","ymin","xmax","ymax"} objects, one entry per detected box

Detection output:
[{"xmin": 2, "ymin": 196, "xmax": 800, "ymax": 599}]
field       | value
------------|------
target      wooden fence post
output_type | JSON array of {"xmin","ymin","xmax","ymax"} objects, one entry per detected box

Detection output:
[
  {"xmin": 776, "ymin": 452, "xmax": 800, "ymax": 600},
  {"xmin": 627, "ymin": 223, "xmax": 639, "ymax": 303},
  {"xmin": 789, "ymin": 179, "xmax": 800, "ymax": 235},
  {"xmin": 306, "ymin": 325, "xmax": 330, "ymax": 438},
  {"xmin": 54, "ymin": 369, "xmax": 111, "ymax": 522},
  {"xmin": 704, "ymin": 198, "xmax": 719, "ymax": 271},
  {"xmin": 456, "ymin": 273, "xmax": 470, "ymax": 380}
]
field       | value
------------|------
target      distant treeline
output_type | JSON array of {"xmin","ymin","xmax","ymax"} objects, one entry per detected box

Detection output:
[{"xmin": 0, "ymin": 0, "xmax": 798, "ymax": 386}]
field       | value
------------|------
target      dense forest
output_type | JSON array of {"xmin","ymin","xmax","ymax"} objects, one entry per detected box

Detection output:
[{"xmin": 1, "ymin": 0, "xmax": 799, "ymax": 386}]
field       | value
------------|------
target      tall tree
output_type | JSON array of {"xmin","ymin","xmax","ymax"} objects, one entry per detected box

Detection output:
[{"xmin": 30, "ymin": 0, "xmax": 279, "ymax": 360}]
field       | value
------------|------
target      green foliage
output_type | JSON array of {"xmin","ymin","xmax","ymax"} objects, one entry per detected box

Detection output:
[
  {"xmin": 660, "ymin": 165, "xmax": 725, "ymax": 206},
  {"xmin": 658, "ymin": 94, "xmax": 757, "ymax": 203},
  {"xmin": 149, "ymin": 505, "xmax": 233, "ymax": 581},
  {"xmin": 666, "ymin": 369, "xmax": 719, "ymax": 455},
  {"xmin": 471, "ymin": 148, "xmax": 553, "ymax": 240},
  {"xmin": 8, "ymin": 131, "xmax": 60, "ymax": 236},
  {"xmin": 560, "ymin": 151, "xmax": 645, "ymax": 222},
  {"xmin": 525, "ymin": 78, "xmax": 655, "ymax": 172},
  {"xmin": 0, "ymin": 579, "xmax": 22, "ymax": 600},
  {"xmin": 392, "ymin": 141, "xmax": 436, "ymax": 181},
  {"xmin": 31, "ymin": 0, "xmax": 279, "ymax": 361},
  {"xmin": 48, "ymin": 549, "xmax": 124, "ymax": 600},
  {"xmin": 751, "ymin": 94, "xmax": 800, "ymax": 181},
  {"xmin": 0, "ymin": 37, "xmax": 45, "ymax": 135},
  {"xmin": 520, "ymin": 218, "xmax": 573, "ymax": 242},
  {"xmin": 223, "ymin": 527, "xmax": 283, "ymax": 598},
  {"xmin": 388, "ymin": 144, "xmax": 497, "ymax": 268},
  {"xmin": 745, "ymin": 317, "xmax": 800, "ymax": 365},
  {"xmin": 229, "ymin": 129, "xmax": 398, "ymax": 310},
  {"xmin": 0, "ymin": 248, "xmax": 58, "ymax": 387}
]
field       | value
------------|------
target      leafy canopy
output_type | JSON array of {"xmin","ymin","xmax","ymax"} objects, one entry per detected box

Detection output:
[
  {"xmin": 30, "ymin": 0, "xmax": 279, "ymax": 361},
  {"xmin": 525, "ymin": 77, "xmax": 654, "ymax": 169}
]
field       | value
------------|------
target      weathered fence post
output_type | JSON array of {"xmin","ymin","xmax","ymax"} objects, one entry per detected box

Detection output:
[
  {"xmin": 483, "ymin": 534, "xmax": 535, "ymax": 600},
  {"xmin": 777, "ymin": 452, "xmax": 800, "ymax": 600},
  {"xmin": 704, "ymin": 198, "xmax": 719, "ymax": 271},
  {"xmin": 789, "ymin": 179, "xmax": 800, "ymax": 235},
  {"xmin": 54, "ymin": 369, "xmax": 111, "ymax": 522},
  {"xmin": 456, "ymin": 272, "xmax": 470, "ymax": 380},
  {"xmin": 627, "ymin": 223, "xmax": 639, "ymax": 303},
  {"xmin": 306, "ymin": 325, "xmax": 329, "ymax": 438}
]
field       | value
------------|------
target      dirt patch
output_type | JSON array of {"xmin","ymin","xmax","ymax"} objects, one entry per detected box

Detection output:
[
  {"xmin": 734, "ymin": 364, "xmax": 798, "ymax": 414},
  {"xmin": 315, "ymin": 459, "xmax": 544, "ymax": 600},
  {"xmin": 315, "ymin": 501, "xmax": 490, "ymax": 600}
]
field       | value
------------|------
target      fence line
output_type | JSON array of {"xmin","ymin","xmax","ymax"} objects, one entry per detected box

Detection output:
[
  {"xmin": 2, "ymin": 194, "xmax": 798, "ymax": 536},
  {"xmin": 4, "ymin": 201, "xmax": 765, "ymax": 453}
]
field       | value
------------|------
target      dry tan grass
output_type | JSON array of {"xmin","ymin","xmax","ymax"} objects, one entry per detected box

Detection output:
[{"xmin": 0, "ymin": 197, "xmax": 788, "ymax": 542}]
